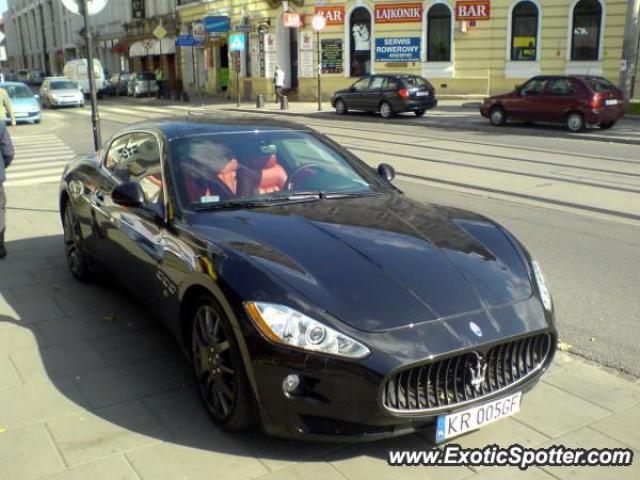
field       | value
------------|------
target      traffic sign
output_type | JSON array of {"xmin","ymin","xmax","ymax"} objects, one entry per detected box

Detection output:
[
  {"xmin": 193, "ymin": 21, "xmax": 206, "ymax": 43},
  {"xmin": 229, "ymin": 34, "xmax": 245, "ymax": 52},
  {"xmin": 0, "ymin": 32, "xmax": 5, "ymax": 44},
  {"xmin": 204, "ymin": 16, "xmax": 230, "ymax": 33},
  {"xmin": 312, "ymin": 15, "xmax": 327, "ymax": 32},
  {"xmin": 142, "ymin": 39, "xmax": 154, "ymax": 51},
  {"xmin": 61, "ymin": 0, "xmax": 108, "ymax": 16},
  {"xmin": 153, "ymin": 24, "xmax": 167, "ymax": 40},
  {"xmin": 258, "ymin": 24, "xmax": 269, "ymax": 35}
]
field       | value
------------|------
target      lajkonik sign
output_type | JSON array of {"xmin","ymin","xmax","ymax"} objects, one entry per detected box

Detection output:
[{"xmin": 375, "ymin": 3, "xmax": 422, "ymax": 23}]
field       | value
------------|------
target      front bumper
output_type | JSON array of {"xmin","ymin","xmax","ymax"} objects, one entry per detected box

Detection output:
[
  {"xmin": 245, "ymin": 297, "xmax": 556, "ymax": 441},
  {"xmin": 50, "ymin": 97, "xmax": 84, "ymax": 107},
  {"xmin": 12, "ymin": 111, "xmax": 41, "ymax": 123}
]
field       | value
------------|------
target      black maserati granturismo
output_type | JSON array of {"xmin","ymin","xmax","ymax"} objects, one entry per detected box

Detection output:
[{"xmin": 59, "ymin": 116, "xmax": 556, "ymax": 441}]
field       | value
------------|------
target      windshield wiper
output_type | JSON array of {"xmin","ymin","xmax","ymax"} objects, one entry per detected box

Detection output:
[{"xmin": 322, "ymin": 190, "xmax": 380, "ymax": 199}]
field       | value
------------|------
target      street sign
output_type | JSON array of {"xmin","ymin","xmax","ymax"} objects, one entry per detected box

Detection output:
[
  {"xmin": 258, "ymin": 24, "xmax": 269, "ymax": 35},
  {"xmin": 229, "ymin": 34, "xmax": 245, "ymax": 52},
  {"xmin": 153, "ymin": 24, "xmax": 167, "ymax": 40},
  {"xmin": 312, "ymin": 15, "xmax": 326, "ymax": 32},
  {"xmin": 61, "ymin": 0, "xmax": 108, "ymax": 16},
  {"xmin": 142, "ymin": 39, "xmax": 154, "ymax": 51},
  {"xmin": 193, "ymin": 21, "xmax": 206, "ymax": 43},
  {"xmin": 0, "ymin": 32, "xmax": 5, "ymax": 44},
  {"xmin": 175, "ymin": 35, "xmax": 203, "ymax": 47},
  {"xmin": 235, "ymin": 25, "xmax": 254, "ymax": 33},
  {"xmin": 205, "ymin": 16, "xmax": 230, "ymax": 33}
]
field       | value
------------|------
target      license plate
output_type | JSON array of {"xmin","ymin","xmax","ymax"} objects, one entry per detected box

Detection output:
[
  {"xmin": 416, "ymin": 91, "xmax": 430, "ymax": 97},
  {"xmin": 436, "ymin": 392, "xmax": 522, "ymax": 442},
  {"xmin": 15, "ymin": 112, "xmax": 27, "ymax": 118},
  {"xmin": 605, "ymin": 99, "xmax": 619, "ymax": 106}
]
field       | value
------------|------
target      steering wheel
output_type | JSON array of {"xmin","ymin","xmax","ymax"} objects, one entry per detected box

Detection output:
[{"xmin": 284, "ymin": 163, "xmax": 334, "ymax": 191}]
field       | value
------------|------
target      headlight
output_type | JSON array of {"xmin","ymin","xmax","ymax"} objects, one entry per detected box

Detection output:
[
  {"xmin": 531, "ymin": 260, "xmax": 552, "ymax": 311},
  {"xmin": 244, "ymin": 302, "xmax": 370, "ymax": 359}
]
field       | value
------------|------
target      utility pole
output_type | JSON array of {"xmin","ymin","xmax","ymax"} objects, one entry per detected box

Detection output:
[
  {"xmin": 620, "ymin": 0, "xmax": 640, "ymax": 98},
  {"xmin": 80, "ymin": 0, "xmax": 101, "ymax": 150}
]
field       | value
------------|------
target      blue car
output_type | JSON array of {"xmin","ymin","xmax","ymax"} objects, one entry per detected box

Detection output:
[{"xmin": 0, "ymin": 81, "xmax": 41, "ymax": 124}]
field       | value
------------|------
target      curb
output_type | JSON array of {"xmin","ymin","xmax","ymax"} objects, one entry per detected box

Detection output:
[{"xmin": 222, "ymin": 108, "xmax": 640, "ymax": 146}]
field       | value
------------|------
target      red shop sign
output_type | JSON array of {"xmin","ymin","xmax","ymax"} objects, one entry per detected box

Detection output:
[
  {"xmin": 375, "ymin": 3, "xmax": 422, "ymax": 23},
  {"xmin": 455, "ymin": 1, "xmax": 491, "ymax": 21},
  {"xmin": 283, "ymin": 12, "xmax": 302, "ymax": 28},
  {"xmin": 315, "ymin": 6, "xmax": 345, "ymax": 25}
]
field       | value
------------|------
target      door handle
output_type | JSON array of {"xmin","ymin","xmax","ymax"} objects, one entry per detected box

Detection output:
[{"xmin": 92, "ymin": 190, "xmax": 106, "ymax": 208}]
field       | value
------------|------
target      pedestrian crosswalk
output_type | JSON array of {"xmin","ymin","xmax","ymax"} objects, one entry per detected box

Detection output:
[{"xmin": 4, "ymin": 133, "xmax": 76, "ymax": 187}]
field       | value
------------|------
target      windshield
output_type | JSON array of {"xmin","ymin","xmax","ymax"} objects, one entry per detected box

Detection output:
[
  {"xmin": 4, "ymin": 85, "xmax": 33, "ymax": 99},
  {"xmin": 50, "ymin": 80, "xmax": 78, "ymax": 90},
  {"xmin": 170, "ymin": 131, "xmax": 376, "ymax": 208}
]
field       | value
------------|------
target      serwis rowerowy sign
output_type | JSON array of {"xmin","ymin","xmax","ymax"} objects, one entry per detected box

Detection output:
[{"xmin": 375, "ymin": 3, "xmax": 422, "ymax": 23}]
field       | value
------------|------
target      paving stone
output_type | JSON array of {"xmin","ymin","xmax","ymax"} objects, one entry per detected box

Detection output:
[
  {"xmin": 39, "ymin": 455, "xmax": 139, "ymax": 480},
  {"xmin": 142, "ymin": 386, "xmax": 213, "ymax": 435},
  {"xmin": 326, "ymin": 434, "xmax": 471, "ymax": 480},
  {"xmin": 591, "ymin": 404, "xmax": 640, "ymax": 450},
  {"xmin": 0, "ymin": 423, "xmax": 65, "ymax": 480},
  {"xmin": 0, "ymin": 354, "xmax": 23, "ymax": 390},
  {"xmin": 38, "ymin": 313, "xmax": 128, "ymax": 346},
  {"xmin": 0, "ymin": 381, "xmax": 86, "ymax": 429},
  {"xmin": 543, "ymin": 361, "xmax": 640, "ymax": 412},
  {"xmin": 47, "ymin": 399, "xmax": 168, "ymax": 466},
  {"xmin": 252, "ymin": 462, "xmax": 344, "ymax": 480},
  {"xmin": 0, "ymin": 295, "xmax": 67, "ymax": 323},
  {"xmin": 126, "ymin": 428, "xmax": 268, "ymax": 480},
  {"xmin": 89, "ymin": 328, "xmax": 178, "ymax": 368},
  {"xmin": 11, "ymin": 340, "xmax": 108, "ymax": 383},
  {"xmin": 0, "ymin": 272, "xmax": 36, "ymax": 289},
  {"xmin": 462, "ymin": 466, "xmax": 555, "ymax": 480},
  {"xmin": 537, "ymin": 427, "xmax": 640, "ymax": 480},
  {"xmin": 0, "ymin": 321, "xmax": 48, "ymax": 353},
  {"xmin": 441, "ymin": 417, "xmax": 549, "ymax": 450},
  {"xmin": 514, "ymin": 383, "xmax": 611, "ymax": 438}
]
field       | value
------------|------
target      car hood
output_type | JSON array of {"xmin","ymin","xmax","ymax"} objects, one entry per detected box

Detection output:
[
  {"xmin": 11, "ymin": 97, "xmax": 39, "ymax": 111},
  {"xmin": 50, "ymin": 89, "xmax": 82, "ymax": 96},
  {"xmin": 190, "ymin": 194, "xmax": 533, "ymax": 333}
]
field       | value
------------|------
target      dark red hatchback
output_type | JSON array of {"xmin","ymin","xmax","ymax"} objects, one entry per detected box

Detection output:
[{"xmin": 480, "ymin": 75, "xmax": 625, "ymax": 132}]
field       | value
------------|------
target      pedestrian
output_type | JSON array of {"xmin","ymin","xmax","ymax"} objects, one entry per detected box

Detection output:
[
  {"xmin": 0, "ymin": 86, "xmax": 17, "ymax": 127},
  {"xmin": 273, "ymin": 65, "xmax": 285, "ymax": 104},
  {"xmin": 0, "ymin": 120, "xmax": 15, "ymax": 259},
  {"xmin": 155, "ymin": 67, "xmax": 165, "ymax": 99}
]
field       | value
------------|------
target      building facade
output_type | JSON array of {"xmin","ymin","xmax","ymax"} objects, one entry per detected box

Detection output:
[{"xmin": 175, "ymin": 0, "xmax": 631, "ymax": 100}]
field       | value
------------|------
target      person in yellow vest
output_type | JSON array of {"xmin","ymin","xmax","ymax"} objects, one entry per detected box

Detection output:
[
  {"xmin": 155, "ymin": 67, "xmax": 165, "ymax": 99},
  {"xmin": 0, "ymin": 87, "xmax": 16, "ymax": 126}
]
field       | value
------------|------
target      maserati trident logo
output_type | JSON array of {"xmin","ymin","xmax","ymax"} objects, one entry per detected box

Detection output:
[
  {"xmin": 469, "ymin": 321, "xmax": 483, "ymax": 337},
  {"xmin": 468, "ymin": 353, "xmax": 488, "ymax": 392}
]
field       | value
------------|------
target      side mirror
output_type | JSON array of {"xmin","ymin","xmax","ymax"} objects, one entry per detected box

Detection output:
[
  {"xmin": 377, "ymin": 163, "xmax": 396, "ymax": 182},
  {"xmin": 112, "ymin": 182, "xmax": 145, "ymax": 208}
]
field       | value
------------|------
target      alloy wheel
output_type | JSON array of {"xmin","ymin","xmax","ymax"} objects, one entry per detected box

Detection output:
[
  {"xmin": 335, "ymin": 100, "xmax": 347, "ymax": 115},
  {"xmin": 63, "ymin": 205, "xmax": 89, "ymax": 280},
  {"xmin": 490, "ymin": 107, "xmax": 505, "ymax": 126},
  {"xmin": 380, "ymin": 102, "xmax": 392, "ymax": 118},
  {"xmin": 566, "ymin": 113, "xmax": 584, "ymax": 132},
  {"xmin": 192, "ymin": 303, "xmax": 237, "ymax": 421}
]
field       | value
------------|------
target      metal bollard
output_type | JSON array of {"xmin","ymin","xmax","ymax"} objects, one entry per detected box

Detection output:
[
  {"xmin": 280, "ymin": 95, "xmax": 289, "ymax": 110},
  {"xmin": 256, "ymin": 94, "xmax": 265, "ymax": 108}
]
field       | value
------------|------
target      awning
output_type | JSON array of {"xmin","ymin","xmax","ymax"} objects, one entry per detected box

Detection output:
[{"xmin": 129, "ymin": 38, "xmax": 176, "ymax": 57}]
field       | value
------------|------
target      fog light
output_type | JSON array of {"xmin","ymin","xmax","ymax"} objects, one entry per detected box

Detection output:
[{"xmin": 282, "ymin": 374, "xmax": 300, "ymax": 395}]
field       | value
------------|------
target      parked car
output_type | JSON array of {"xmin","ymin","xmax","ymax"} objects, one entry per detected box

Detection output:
[
  {"xmin": 331, "ymin": 74, "xmax": 437, "ymax": 118},
  {"xmin": 480, "ymin": 75, "xmax": 626, "ymax": 132},
  {"xmin": 40, "ymin": 77, "xmax": 85, "ymax": 108},
  {"xmin": 107, "ymin": 73, "xmax": 131, "ymax": 96},
  {"xmin": 127, "ymin": 72, "xmax": 158, "ymax": 97},
  {"xmin": 59, "ymin": 116, "xmax": 556, "ymax": 441},
  {"xmin": 0, "ymin": 81, "xmax": 41, "ymax": 124},
  {"xmin": 27, "ymin": 70, "xmax": 45, "ymax": 86},
  {"xmin": 63, "ymin": 59, "xmax": 108, "ymax": 97},
  {"xmin": 16, "ymin": 69, "xmax": 30, "ymax": 83}
]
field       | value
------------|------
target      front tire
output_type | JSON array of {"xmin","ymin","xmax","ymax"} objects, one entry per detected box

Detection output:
[
  {"xmin": 490, "ymin": 106, "xmax": 507, "ymax": 126},
  {"xmin": 566, "ymin": 112, "xmax": 585, "ymax": 132},
  {"xmin": 63, "ymin": 202, "xmax": 91, "ymax": 281},
  {"xmin": 380, "ymin": 101, "xmax": 393, "ymax": 119},
  {"xmin": 335, "ymin": 99, "xmax": 347, "ymax": 115},
  {"xmin": 191, "ymin": 296, "xmax": 256, "ymax": 431},
  {"xmin": 414, "ymin": 109, "xmax": 426, "ymax": 117}
]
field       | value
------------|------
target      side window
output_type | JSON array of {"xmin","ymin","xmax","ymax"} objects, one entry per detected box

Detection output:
[
  {"xmin": 352, "ymin": 77, "xmax": 371, "ymax": 92},
  {"xmin": 368, "ymin": 76, "xmax": 386, "ymax": 90},
  {"xmin": 387, "ymin": 78, "xmax": 399, "ymax": 90},
  {"xmin": 521, "ymin": 78, "xmax": 546, "ymax": 95},
  {"xmin": 105, "ymin": 133, "xmax": 163, "ymax": 204},
  {"xmin": 547, "ymin": 79, "xmax": 574, "ymax": 96}
]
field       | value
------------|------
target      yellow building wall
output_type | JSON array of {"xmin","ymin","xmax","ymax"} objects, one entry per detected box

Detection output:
[{"xmin": 178, "ymin": 0, "xmax": 627, "ymax": 99}]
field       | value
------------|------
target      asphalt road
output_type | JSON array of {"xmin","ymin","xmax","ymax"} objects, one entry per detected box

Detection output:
[{"xmin": 15, "ymin": 97, "xmax": 640, "ymax": 378}]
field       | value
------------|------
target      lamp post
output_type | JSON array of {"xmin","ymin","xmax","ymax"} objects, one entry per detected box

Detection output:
[{"xmin": 312, "ymin": 14, "xmax": 326, "ymax": 112}]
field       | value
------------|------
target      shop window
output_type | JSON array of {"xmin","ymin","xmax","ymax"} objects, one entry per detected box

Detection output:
[
  {"xmin": 350, "ymin": 7, "xmax": 371, "ymax": 77},
  {"xmin": 571, "ymin": 0, "xmax": 602, "ymax": 61},
  {"xmin": 427, "ymin": 4, "xmax": 452, "ymax": 62},
  {"xmin": 511, "ymin": 1, "xmax": 539, "ymax": 61}
]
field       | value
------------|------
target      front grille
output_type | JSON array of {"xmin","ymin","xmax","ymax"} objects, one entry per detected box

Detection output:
[{"xmin": 383, "ymin": 333, "xmax": 553, "ymax": 413}]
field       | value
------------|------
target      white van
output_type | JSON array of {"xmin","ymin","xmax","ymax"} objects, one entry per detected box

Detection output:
[{"xmin": 63, "ymin": 59, "xmax": 107, "ymax": 96}]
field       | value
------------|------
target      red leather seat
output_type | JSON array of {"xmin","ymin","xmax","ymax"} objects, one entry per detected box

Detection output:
[
  {"xmin": 184, "ymin": 158, "xmax": 238, "ymax": 202},
  {"xmin": 237, "ymin": 154, "xmax": 288, "ymax": 196},
  {"xmin": 257, "ymin": 154, "xmax": 287, "ymax": 194}
]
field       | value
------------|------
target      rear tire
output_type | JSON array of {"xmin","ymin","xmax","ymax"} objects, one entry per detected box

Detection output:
[
  {"xmin": 335, "ymin": 99, "xmax": 347, "ymax": 115},
  {"xmin": 566, "ymin": 112, "xmax": 585, "ymax": 132},
  {"xmin": 191, "ymin": 296, "xmax": 257, "ymax": 431},
  {"xmin": 380, "ymin": 101, "xmax": 393, "ymax": 119},
  {"xmin": 489, "ymin": 106, "xmax": 506, "ymax": 126},
  {"xmin": 414, "ymin": 109, "xmax": 426, "ymax": 117},
  {"xmin": 599, "ymin": 121, "xmax": 616, "ymax": 130}
]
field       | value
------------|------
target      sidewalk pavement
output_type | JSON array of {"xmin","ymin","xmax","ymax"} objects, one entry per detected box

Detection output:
[{"xmin": 1, "ymin": 182, "xmax": 639, "ymax": 480}]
